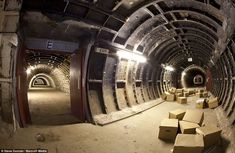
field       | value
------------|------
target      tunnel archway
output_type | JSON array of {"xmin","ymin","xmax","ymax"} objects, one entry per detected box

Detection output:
[
  {"xmin": 181, "ymin": 65, "xmax": 206, "ymax": 88},
  {"xmin": 18, "ymin": 0, "xmax": 235, "ymax": 126},
  {"xmin": 25, "ymin": 51, "xmax": 77, "ymax": 125},
  {"xmin": 29, "ymin": 73, "xmax": 56, "ymax": 89}
]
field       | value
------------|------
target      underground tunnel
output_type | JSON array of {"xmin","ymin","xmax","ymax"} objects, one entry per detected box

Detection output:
[{"xmin": 0, "ymin": 0, "xmax": 235, "ymax": 153}]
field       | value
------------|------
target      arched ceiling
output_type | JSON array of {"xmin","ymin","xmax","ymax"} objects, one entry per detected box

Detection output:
[
  {"xmin": 25, "ymin": 50, "xmax": 70, "ymax": 76},
  {"xmin": 21, "ymin": 0, "xmax": 235, "ymax": 69}
]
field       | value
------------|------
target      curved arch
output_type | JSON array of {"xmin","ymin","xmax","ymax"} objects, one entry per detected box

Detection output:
[
  {"xmin": 32, "ymin": 77, "xmax": 49, "ymax": 86},
  {"xmin": 181, "ymin": 65, "xmax": 206, "ymax": 88},
  {"xmin": 29, "ymin": 73, "xmax": 56, "ymax": 89}
]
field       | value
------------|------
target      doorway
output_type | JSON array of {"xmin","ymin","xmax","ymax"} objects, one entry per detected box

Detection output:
[{"xmin": 25, "ymin": 50, "xmax": 79, "ymax": 125}]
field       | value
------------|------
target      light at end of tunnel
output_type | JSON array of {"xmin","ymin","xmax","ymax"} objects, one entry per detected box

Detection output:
[
  {"xmin": 165, "ymin": 65, "xmax": 175, "ymax": 71},
  {"xmin": 26, "ymin": 69, "xmax": 31, "ymax": 74},
  {"xmin": 117, "ymin": 50, "xmax": 147, "ymax": 63}
]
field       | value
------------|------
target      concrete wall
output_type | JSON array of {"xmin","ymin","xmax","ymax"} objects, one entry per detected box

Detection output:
[
  {"xmin": 51, "ymin": 68, "xmax": 70, "ymax": 93},
  {"xmin": 0, "ymin": 34, "xmax": 17, "ymax": 123},
  {"xmin": 0, "ymin": 0, "xmax": 21, "ymax": 123}
]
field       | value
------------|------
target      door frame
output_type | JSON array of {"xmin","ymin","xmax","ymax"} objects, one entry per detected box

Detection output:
[{"xmin": 15, "ymin": 38, "xmax": 93, "ymax": 127}]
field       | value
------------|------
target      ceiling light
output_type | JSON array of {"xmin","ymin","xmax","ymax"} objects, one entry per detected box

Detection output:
[
  {"xmin": 26, "ymin": 69, "xmax": 31, "ymax": 74},
  {"xmin": 165, "ymin": 65, "xmax": 175, "ymax": 71},
  {"xmin": 188, "ymin": 57, "xmax": 193, "ymax": 62},
  {"xmin": 117, "ymin": 50, "xmax": 147, "ymax": 63}
]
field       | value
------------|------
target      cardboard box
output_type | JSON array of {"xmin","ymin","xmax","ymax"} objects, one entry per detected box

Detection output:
[
  {"xmin": 169, "ymin": 87, "xmax": 176, "ymax": 94},
  {"xmin": 207, "ymin": 97, "xmax": 219, "ymax": 108},
  {"xmin": 198, "ymin": 89, "xmax": 204, "ymax": 93},
  {"xmin": 166, "ymin": 92, "xmax": 175, "ymax": 101},
  {"xmin": 188, "ymin": 89, "xmax": 195, "ymax": 95},
  {"xmin": 176, "ymin": 93, "xmax": 183, "ymax": 99},
  {"xmin": 179, "ymin": 121, "xmax": 200, "ymax": 134},
  {"xmin": 203, "ymin": 92, "xmax": 208, "ymax": 98},
  {"xmin": 196, "ymin": 99, "xmax": 206, "ymax": 109},
  {"xmin": 169, "ymin": 109, "xmax": 186, "ymax": 120},
  {"xmin": 158, "ymin": 118, "xmax": 178, "ymax": 141},
  {"xmin": 196, "ymin": 125, "xmax": 222, "ymax": 148},
  {"xmin": 177, "ymin": 97, "xmax": 187, "ymax": 104},
  {"xmin": 183, "ymin": 92, "xmax": 189, "ymax": 97},
  {"xmin": 176, "ymin": 89, "xmax": 183, "ymax": 93},
  {"xmin": 183, "ymin": 110, "xmax": 204, "ymax": 126},
  {"xmin": 161, "ymin": 93, "xmax": 167, "ymax": 100},
  {"xmin": 173, "ymin": 134, "xmax": 204, "ymax": 153},
  {"xmin": 196, "ymin": 93, "xmax": 203, "ymax": 98}
]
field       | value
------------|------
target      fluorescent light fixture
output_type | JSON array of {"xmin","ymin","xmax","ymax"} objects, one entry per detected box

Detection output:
[
  {"xmin": 26, "ymin": 66, "xmax": 37, "ymax": 74},
  {"xmin": 165, "ymin": 65, "xmax": 175, "ymax": 71},
  {"xmin": 26, "ymin": 69, "xmax": 31, "ymax": 74},
  {"xmin": 117, "ymin": 50, "xmax": 146, "ymax": 63}
]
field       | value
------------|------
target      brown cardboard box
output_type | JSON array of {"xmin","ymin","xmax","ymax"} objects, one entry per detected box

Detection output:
[
  {"xmin": 173, "ymin": 134, "xmax": 204, "ymax": 153},
  {"xmin": 198, "ymin": 89, "xmax": 204, "ymax": 93},
  {"xmin": 176, "ymin": 93, "xmax": 183, "ymax": 99},
  {"xmin": 203, "ymin": 92, "xmax": 208, "ymax": 98},
  {"xmin": 183, "ymin": 92, "xmax": 189, "ymax": 97},
  {"xmin": 166, "ymin": 92, "xmax": 175, "ymax": 101},
  {"xmin": 183, "ymin": 110, "xmax": 204, "ymax": 126},
  {"xmin": 196, "ymin": 99, "xmax": 206, "ymax": 109},
  {"xmin": 176, "ymin": 89, "xmax": 183, "ymax": 93},
  {"xmin": 169, "ymin": 109, "xmax": 186, "ymax": 120},
  {"xmin": 158, "ymin": 118, "xmax": 178, "ymax": 141},
  {"xmin": 177, "ymin": 97, "xmax": 187, "ymax": 104},
  {"xmin": 196, "ymin": 93, "xmax": 203, "ymax": 98},
  {"xmin": 196, "ymin": 125, "xmax": 222, "ymax": 148},
  {"xmin": 169, "ymin": 87, "xmax": 176, "ymax": 94},
  {"xmin": 207, "ymin": 97, "xmax": 219, "ymax": 108},
  {"xmin": 188, "ymin": 89, "xmax": 195, "ymax": 95},
  {"xmin": 179, "ymin": 121, "xmax": 200, "ymax": 134},
  {"xmin": 161, "ymin": 93, "xmax": 167, "ymax": 100}
]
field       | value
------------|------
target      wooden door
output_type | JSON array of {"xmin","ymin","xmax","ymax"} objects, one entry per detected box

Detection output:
[
  {"xmin": 16, "ymin": 45, "xmax": 31, "ymax": 127},
  {"xmin": 70, "ymin": 51, "xmax": 85, "ymax": 122}
]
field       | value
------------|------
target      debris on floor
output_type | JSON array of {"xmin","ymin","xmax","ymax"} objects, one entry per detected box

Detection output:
[{"xmin": 35, "ymin": 133, "xmax": 45, "ymax": 142}]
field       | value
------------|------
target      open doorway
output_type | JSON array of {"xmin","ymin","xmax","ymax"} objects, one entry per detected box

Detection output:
[{"xmin": 25, "ymin": 50, "xmax": 79, "ymax": 125}]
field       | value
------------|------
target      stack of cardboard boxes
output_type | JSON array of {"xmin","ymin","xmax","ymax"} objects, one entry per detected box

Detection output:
[
  {"xmin": 196, "ymin": 88, "xmax": 209, "ymax": 98},
  {"xmin": 161, "ymin": 88, "xmax": 220, "ymax": 109},
  {"xmin": 158, "ymin": 109, "xmax": 222, "ymax": 152},
  {"xmin": 196, "ymin": 97, "xmax": 219, "ymax": 109},
  {"xmin": 207, "ymin": 97, "xmax": 219, "ymax": 109},
  {"xmin": 161, "ymin": 88, "xmax": 187, "ymax": 104}
]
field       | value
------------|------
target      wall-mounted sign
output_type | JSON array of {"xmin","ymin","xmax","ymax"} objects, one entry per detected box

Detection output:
[
  {"xmin": 188, "ymin": 58, "xmax": 193, "ymax": 62},
  {"xmin": 95, "ymin": 47, "xmax": 109, "ymax": 54},
  {"xmin": 47, "ymin": 41, "xmax": 53, "ymax": 49}
]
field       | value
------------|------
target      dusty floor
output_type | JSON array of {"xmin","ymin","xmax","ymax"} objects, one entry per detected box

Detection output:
[
  {"xmin": 28, "ymin": 88, "xmax": 79, "ymax": 125},
  {"xmin": 0, "ymin": 96, "xmax": 229, "ymax": 153}
]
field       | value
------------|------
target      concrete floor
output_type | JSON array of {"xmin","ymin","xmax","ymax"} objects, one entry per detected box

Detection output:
[
  {"xmin": 28, "ymin": 88, "xmax": 79, "ymax": 125},
  {"xmin": 0, "ymin": 96, "xmax": 227, "ymax": 153}
]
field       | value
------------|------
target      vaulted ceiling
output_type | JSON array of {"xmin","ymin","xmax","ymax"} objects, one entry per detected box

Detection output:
[{"xmin": 21, "ymin": 0, "xmax": 235, "ymax": 69}]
